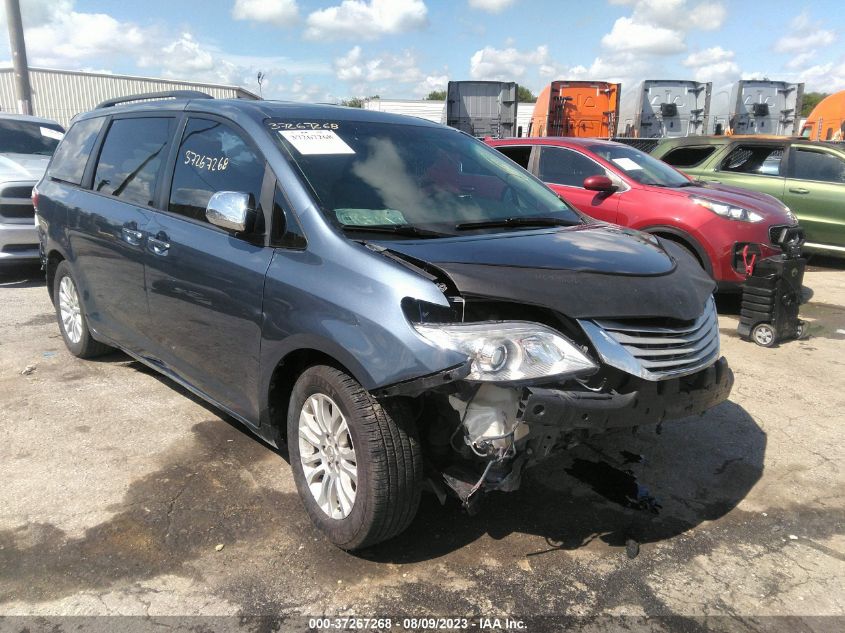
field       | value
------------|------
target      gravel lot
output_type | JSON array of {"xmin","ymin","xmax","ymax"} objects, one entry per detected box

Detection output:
[{"xmin": 0, "ymin": 261, "xmax": 843, "ymax": 632}]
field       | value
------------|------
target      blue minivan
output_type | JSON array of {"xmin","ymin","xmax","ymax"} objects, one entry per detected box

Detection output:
[{"xmin": 36, "ymin": 92, "xmax": 733, "ymax": 549}]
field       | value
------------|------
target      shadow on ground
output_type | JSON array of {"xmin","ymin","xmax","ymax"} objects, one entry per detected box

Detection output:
[{"xmin": 0, "ymin": 263, "xmax": 44, "ymax": 289}]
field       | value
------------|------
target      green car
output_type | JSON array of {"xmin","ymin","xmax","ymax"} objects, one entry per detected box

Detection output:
[{"xmin": 650, "ymin": 136, "xmax": 845, "ymax": 256}]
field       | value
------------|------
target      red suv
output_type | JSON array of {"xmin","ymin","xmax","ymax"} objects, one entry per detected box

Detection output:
[{"xmin": 486, "ymin": 137, "xmax": 802, "ymax": 289}]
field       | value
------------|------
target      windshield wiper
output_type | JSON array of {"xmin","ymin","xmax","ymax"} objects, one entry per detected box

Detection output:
[
  {"xmin": 455, "ymin": 216, "xmax": 578, "ymax": 231},
  {"xmin": 340, "ymin": 224, "xmax": 449, "ymax": 238}
]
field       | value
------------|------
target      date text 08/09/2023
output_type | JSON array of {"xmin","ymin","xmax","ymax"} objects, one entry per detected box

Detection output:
[{"xmin": 308, "ymin": 617, "xmax": 527, "ymax": 630}]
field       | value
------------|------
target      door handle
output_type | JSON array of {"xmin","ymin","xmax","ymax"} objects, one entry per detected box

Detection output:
[
  {"xmin": 148, "ymin": 232, "xmax": 171, "ymax": 256},
  {"xmin": 121, "ymin": 222, "xmax": 144, "ymax": 246},
  {"xmin": 789, "ymin": 187, "xmax": 810, "ymax": 194},
  {"xmin": 702, "ymin": 179, "xmax": 720, "ymax": 184}
]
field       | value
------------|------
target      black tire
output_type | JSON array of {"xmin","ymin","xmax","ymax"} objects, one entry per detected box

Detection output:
[
  {"xmin": 287, "ymin": 365, "xmax": 422, "ymax": 550},
  {"xmin": 53, "ymin": 261, "xmax": 113, "ymax": 358}
]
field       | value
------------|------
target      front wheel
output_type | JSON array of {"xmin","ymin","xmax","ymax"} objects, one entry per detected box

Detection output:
[
  {"xmin": 53, "ymin": 261, "xmax": 113, "ymax": 358},
  {"xmin": 287, "ymin": 365, "xmax": 423, "ymax": 550}
]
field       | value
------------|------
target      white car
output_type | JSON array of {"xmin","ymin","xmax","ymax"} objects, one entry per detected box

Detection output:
[{"xmin": 0, "ymin": 113, "xmax": 64, "ymax": 266}]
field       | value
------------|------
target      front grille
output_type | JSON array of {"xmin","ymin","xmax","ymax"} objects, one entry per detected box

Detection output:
[
  {"xmin": 769, "ymin": 224, "xmax": 804, "ymax": 247},
  {"xmin": 592, "ymin": 298, "xmax": 720, "ymax": 379},
  {"xmin": 0, "ymin": 184, "xmax": 35, "ymax": 221},
  {"xmin": 2, "ymin": 243, "xmax": 38, "ymax": 253}
]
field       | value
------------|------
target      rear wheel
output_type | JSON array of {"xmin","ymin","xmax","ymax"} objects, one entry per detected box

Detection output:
[
  {"xmin": 53, "ymin": 261, "xmax": 113, "ymax": 358},
  {"xmin": 287, "ymin": 365, "xmax": 422, "ymax": 550}
]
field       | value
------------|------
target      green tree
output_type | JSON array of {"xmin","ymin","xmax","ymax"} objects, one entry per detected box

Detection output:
[
  {"xmin": 517, "ymin": 85, "xmax": 537, "ymax": 103},
  {"xmin": 801, "ymin": 92, "xmax": 829, "ymax": 117},
  {"xmin": 425, "ymin": 90, "xmax": 447, "ymax": 100}
]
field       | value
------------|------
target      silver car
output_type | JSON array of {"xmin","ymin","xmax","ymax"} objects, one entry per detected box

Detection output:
[{"xmin": 0, "ymin": 113, "xmax": 64, "ymax": 266}]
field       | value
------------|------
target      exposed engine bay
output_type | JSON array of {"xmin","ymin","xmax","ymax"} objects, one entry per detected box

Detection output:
[{"xmin": 371, "ymin": 233, "xmax": 735, "ymax": 511}]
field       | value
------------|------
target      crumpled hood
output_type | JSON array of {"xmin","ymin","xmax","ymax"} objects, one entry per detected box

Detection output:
[
  {"xmin": 0, "ymin": 153, "xmax": 50, "ymax": 182},
  {"xmin": 380, "ymin": 224, "xmax": 675, "ymax": 275},
  {"xmin": 378, "ymin": 224, "xmax": 716, "ymax": 322}
]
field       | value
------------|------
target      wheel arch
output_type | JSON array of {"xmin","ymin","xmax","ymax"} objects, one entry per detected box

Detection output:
[
  {"xmin": 262, "ymin": 343, "xmax": 374, "ymax": 446},
  {"xmin": 45, "ymin": 249, "xmax": 67, "ymax": 304},
  {"xmin": 641, "ymin": 225, "xmax": 713, "ymax": 276}
]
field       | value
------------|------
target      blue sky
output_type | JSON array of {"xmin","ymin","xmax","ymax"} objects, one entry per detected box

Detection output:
[{"xmin": 1, "ymin": 0, "xmax": 843, "ymax": 101}]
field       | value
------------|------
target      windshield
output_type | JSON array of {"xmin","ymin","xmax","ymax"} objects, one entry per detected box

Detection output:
[
  {"xmin": 0, "ymin": 119, "xmax": 64, "ymax": 155},
  {"xmin": 589, "ymin": 143, "xmax": 691, "ymax": 187},
  {"xmin": 268, "ymin": 119, "xmax": 581, "ymax": 236}
]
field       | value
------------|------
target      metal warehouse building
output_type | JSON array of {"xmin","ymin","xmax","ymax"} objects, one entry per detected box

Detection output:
[{"xmin": 0, "ymin": 67, "xmax": 259, "ymax": 127}]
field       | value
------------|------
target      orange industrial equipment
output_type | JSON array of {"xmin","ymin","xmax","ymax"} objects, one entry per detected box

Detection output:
[
  {"xmin": 529, "ymin": 81, "xmax": 621, "ymax": 138},
  {"xmin": 800, "ymin": 90, "xmax": 845, "ymax": 141}
]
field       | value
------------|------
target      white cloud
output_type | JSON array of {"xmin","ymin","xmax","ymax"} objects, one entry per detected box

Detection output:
[
  {"xmin": 774, "ymin": 12, "xmax": 835, "ymax": 53},
  {"xmin": 682, "ymin": 46, "xmax": 740, "ymax": 84},
  {"xmin": 601, "ymin": 16, "xmax": 685, "ymax": 55},
  {"xmin": 139, "ymin": 33, "xmax": 242, "ymax": 85},
  {"xmin": 468, "ymin": 0, "xmax": 516, "ymax": 13},
  {"xmin": 304, "ymin": 0, "xmax": 428, "ymax": 41},
  {"xmin": 334, "ymin": 45, "xmax": 446, "ymax": 98},
  {"xmin": 231, "ymin": 0, "xmax": 299, "ymax": 27},
  {"xmin": 469, "ymin": 45, "xmax": 552, "ymax": 81}
]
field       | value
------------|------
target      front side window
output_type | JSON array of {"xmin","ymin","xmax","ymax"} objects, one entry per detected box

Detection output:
[
  {"xmin": 267, "ymin": 119, "xmax": 579, "ymax": 235},
  {"xmin": 719, "ymin": 145, "xmax": 784, "ymax": 176},
  {"xmin": 588, "ymin": 143, "xmax": 691, "ymax": 187},
  {"xmin": 47, "ymin": 117, "xmax": 102, "ymax": 185},
  {"xmin": 537, "ymin": 146, "xmax": 606, "ymax": 187},
  {"xmin": 168, "ymin": 118, "xmax": 265, "ymax": 222},
  {"xmin": 791, "ymin": 149, "xmax": 845, "ymax": 184},
  {"xmin": 93, "ymin": 117, "xmax": 174, "ymax": 207}
]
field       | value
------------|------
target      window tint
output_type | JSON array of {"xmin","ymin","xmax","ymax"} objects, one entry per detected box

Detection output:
[
  {"xmin": 538, "ymin": 146, "xmax": 605, "ymax": 187},
  {"xmin": 495, "ymin": 146, "xmax": 532, "ymax": 170},
  {"xmin": 720, "ymin": 145, "xmax": 784, "ymax": 176},
  {"xmin": 93, "ymin": 118, "xmax": 173, "ymax": 207},
  {"xmin": 169, "ymin": 119, "xmax": 264, "ymax": 222},
  {"xmin": 791, "ymin": 149, "xmax": 845, "ymax": 183},
  {"xmin": 661, "ymin": 146, "xmax": 717, "ymax": 168},
  {"xmin": 48, "ymin": 117, "xmax": 103, "ymax": 185},
  {"xmin": 0, "ymin": 119, "xmax": 64, "ymax": 155}
]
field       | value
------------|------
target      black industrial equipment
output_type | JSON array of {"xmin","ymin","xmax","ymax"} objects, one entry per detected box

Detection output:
[{"xmin": 737, "ymin": 254, "xmax": 806, "ymax": 347}]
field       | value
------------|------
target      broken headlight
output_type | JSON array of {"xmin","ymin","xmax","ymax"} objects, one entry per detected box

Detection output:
[
  {"xmin": 690, "ymin": 196, "xmax": 764, "ymax": 223},
  {"xmin": 414, "ymin": 321, "xmax": 597, "ymax": 382}
]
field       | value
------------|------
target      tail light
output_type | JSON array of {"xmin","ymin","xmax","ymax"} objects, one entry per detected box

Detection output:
[{"xmin": 31, "ymin": 186, "xmax": 39, "ymax": 212}]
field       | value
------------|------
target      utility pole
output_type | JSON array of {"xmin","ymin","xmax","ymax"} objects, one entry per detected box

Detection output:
[{"xmin": 4, "ymin": 0, "xmax": 33, "ymax": 114}]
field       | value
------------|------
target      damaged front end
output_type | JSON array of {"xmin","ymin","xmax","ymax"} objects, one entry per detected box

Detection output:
[{"xmin": 378, "ymin": 292, "xmax": 733, "ymax": 513}]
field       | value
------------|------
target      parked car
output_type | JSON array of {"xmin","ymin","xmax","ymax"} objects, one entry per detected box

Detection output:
[
  {"xmin": 651, "ymin": 135, "xmax": 845, "ymax": 256},
  {"xmin": 487, "ymin": 137, "xmax": 801, "ymax": 289},
  {"xmin": 0, "ymin": 113, "xmax": 64, "ymax": 266},
  {"xmin": 37, "ymin": 92, "xmax": 733, "ymax": 549}
]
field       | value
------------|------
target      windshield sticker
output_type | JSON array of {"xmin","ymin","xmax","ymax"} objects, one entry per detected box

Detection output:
[
  {"xmin": 268, "ymin": 121, "xmax": 340, "ymax": 131},
  {"xmin": 612, "ymin": 157, "xmax": 643, "ymax": 171},
  {"xmin": 335, "ymin": 208, "xmax": 406, "ymax": 226},
  {"xmin": 40, "ymin": 127, "xmax": 64, "ymax": 141},
  {"xmin": 280, "ymin": 130, "xmax": 355, "ymax": 155},
  {"xmin": 184, "ymin": 151, "xmax": 229, "ymax": 171}
]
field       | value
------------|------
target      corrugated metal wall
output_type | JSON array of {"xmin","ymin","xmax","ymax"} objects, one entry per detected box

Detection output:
[{"xmin": 0, "ymin": 68, "xmax": 258, "ymax": 127}]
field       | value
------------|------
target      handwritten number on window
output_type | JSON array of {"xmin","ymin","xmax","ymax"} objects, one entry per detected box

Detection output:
[{"xmin": 184, "ymin": 150, "xmax": 229, "ymax": 172}]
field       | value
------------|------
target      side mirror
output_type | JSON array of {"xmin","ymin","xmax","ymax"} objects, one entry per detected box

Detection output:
[
  {"xmin": 583, "ymin": 175, "xmax": 617, "ymax": 192},
  {"xmin": 206, "ymin": 191, "xmax": 255, "ymax": 233}
]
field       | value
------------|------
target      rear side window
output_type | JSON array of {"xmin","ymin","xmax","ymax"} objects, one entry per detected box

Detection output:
[
  {"xmin": 495, "ymin": 146, "xmax": 532, "ymax": 170},
  {"xmin": 168, "ymin": 118, "xmax": 264, "ymax": 223},
  {"xmin": 0, "ymin": 119, "xmax": 63, "ymax": 155},
  {"xmin": 537, "ymin": 146, "xmax": 605, "ymax": 187},
  {"xmin": 720, "ymin": 145, "xmax": 784, "ymax": 176},
  {"xmin": 791, "ymin": 149, "xmax": 845, "ymax": 183},
  {"xmin": 93, "ymin": 117, "xmax": 174, "ymax": 207},
  {"xmin": 661, "ymin": 146, "xmax": 717, "ymax": 168},
  {"xmin": 48, "ymin": 117, "xmax": 104, "ymax": 185}
]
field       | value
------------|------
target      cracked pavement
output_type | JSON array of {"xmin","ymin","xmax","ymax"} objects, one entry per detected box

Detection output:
[{"xmin": 0, "ymin": 262, "xmax": 843, "ymax": 632}]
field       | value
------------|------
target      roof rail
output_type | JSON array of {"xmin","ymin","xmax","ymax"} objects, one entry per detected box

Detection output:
[{"xmin": 96, "ymin": 90, "xmax": 213, "ymax": 109}]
